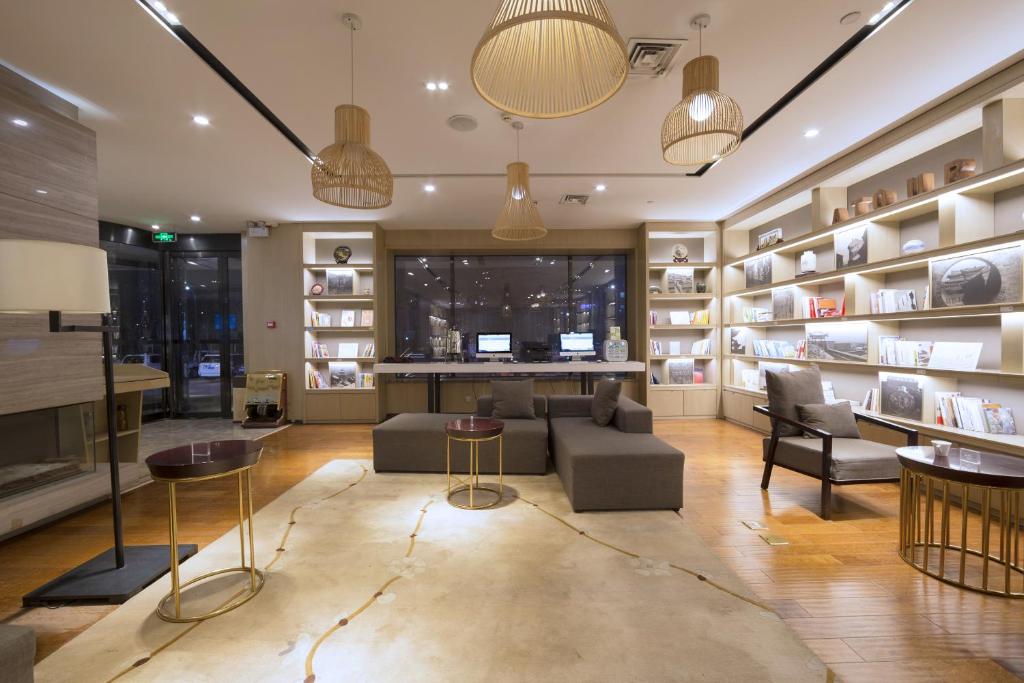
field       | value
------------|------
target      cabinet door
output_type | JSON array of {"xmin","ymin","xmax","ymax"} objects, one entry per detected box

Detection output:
[
  {"xmin": 683, "ymin": 388, "xmax": 718, "ymax": 416},
  {"xmin": 304, "ymin": 393, "xmax": 342, "ymax": 422}
]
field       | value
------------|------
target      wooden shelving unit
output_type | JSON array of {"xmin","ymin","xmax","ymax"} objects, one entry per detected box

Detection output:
[
  {"xmin": 642, "ymin": 224, "xmax": 719, "ymax": 418},
  {"xmin": 301, "ymin": 229, "xmax": 380, "ymax": 423},
  {"xmin": 719, "ymin": 97, "xmax": 1024, "ymax": 453}
]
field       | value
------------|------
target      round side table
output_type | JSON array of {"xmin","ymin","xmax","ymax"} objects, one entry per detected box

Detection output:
[
  {"xmin": 445, "ymin": 417, "xmax": 504, "ymax": 510},
  {"xmin": 145, "ymin": 439, "xmax": 265, "ymax": 622},
  {"xmin": 896, "ymin": 446, "xmax": 1024, "ymax": 597}
]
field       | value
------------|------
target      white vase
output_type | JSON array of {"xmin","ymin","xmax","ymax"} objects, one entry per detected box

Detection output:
[{"xmin": 800, "ymin": 250, "xmax": 817, "ymax": 274}]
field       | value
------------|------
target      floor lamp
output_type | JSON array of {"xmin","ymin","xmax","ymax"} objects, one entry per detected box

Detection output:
[{"xmin": 0, "ymin": 239, "xmax": 196, "ymax": 605}]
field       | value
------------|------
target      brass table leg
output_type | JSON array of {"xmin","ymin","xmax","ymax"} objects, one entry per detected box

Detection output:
[{"xmin": 167, "ymin": 482, "xmax": 180, "ymax": 620}]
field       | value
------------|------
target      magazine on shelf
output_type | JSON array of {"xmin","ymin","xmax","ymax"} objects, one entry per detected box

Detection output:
[
  {"xmin": 863, "ymin": 388, "xmax": 879, "ymax": 412},
  {"xmin": 339, "ymin": 310, "xmax": 356, "ymax": 327},
  {"xmin": 835, "ymin": 225, "xmax": 868, "ymax": 269},
  {"xmin": 310, "ymin": 311, "xmax": 332, "ymax": 327},
  {"xmin": 742, "ymin": 307, "xmax": 772, "ymax": 322},
  {"xmin": 669, "ymin": 311, "xmax": 689, "ymax": 325},
  {"xmin": 983, "ymin": 405, "xmax": 1017, "ymax": 435},
  {"xmin": 668, "ymin": 340, "xmax": 681, "ymax": 356},
  {"xmin": 751, "ymin": 339, "xmax": 798, "ymax": 359},
  {"xmin": 758, "ymin": 362, "xmax": 791, "ymax": 390},
  {"xmin": 362, "ymin": 343, "xmax": 375, "ymax": 358},
  {"xmin": 328, "ymin": 362, "xmax": 358, "ymax": 388},
  {"xmin": 729, "ymin": 328, "xmax": 748, "ymax": 354},
  {"xmin": 935, "ymin": 392, "xmax": 1015, "ymax": 434},
  {"xmin": 691, "ymin": 310, "xmax": 710, "ymax": 325},
  {"xmin": 666, "ymin": 268, "xmax": 695, "ymax": 293},
  {"xmin": 869, "ymin": 289, "xmax": 918, "ymax": 314},
  {"xmin": 803, "ymin": 296, "xmax": 842, "ymax": 318},
  {"xmin": 307, "ymin": 367, "xmax": 326, "ymax": 389},
  {"xmin": 771, "ymin": 287, "xmax": 795, "ymax": 321},
  {"xmin": 927, "ymin": 341, "xmax": 983, "ymax": 370},
  {"xmin": 878, "ymin": 337, "xmax": 933, "ymax": 367},
  {"xmin": 742, "ymin": 369, "xmax": 761, "ymax": 391},
  {"xmin": 358, "ymin": 373, "xmax": 375, "ymax": 389},
  {"xmin": 666, "ymin": 358, "xmax": 695, "ymax": 385},
  {"xmin": 651, "ymin": 340, "xmax": 663, "ymax": 355},
  {"xmin": 337, "ymin": 342, "xmax": 359, "ymax": 358},
  {"xmin": 880, "ymin": 375, "xmax": 924, "ymax": 421},
  {"xmin": 359, "ymin": 309, "xmax": 374, "ymax": 327},
  {"xmin": 691, "ymin": 338, "xmax": 712, "ymax": 354}
]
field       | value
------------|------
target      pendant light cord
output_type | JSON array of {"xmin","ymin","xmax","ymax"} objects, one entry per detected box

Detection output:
[
  {"xmin": 350, "ymin": 23, "xmax": 355, "ymax": 105},
  {"xmin": 516, "ymin": 126, "xmax": 520, "ymax": 162},
  {"xmin": 698, "ymin": 23, "xmax": 703, "ymax": 57}
]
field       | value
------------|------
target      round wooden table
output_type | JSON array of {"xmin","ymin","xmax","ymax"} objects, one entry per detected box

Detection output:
[
  {"xmin": 896, "ymin": 445, "xmax": 1024, "ymax": 597},
  {"xmin": 445, "ymin": 417, "xmax": 504, "ymax": 510},
  {"xmin": 145, "ymin": 439, "xmax": 265, "ymax": 622}
]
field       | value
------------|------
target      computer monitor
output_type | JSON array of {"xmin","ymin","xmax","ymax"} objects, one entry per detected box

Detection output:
[
  {"xmin": 476, "ymin": 332, "xmax": 513, "ymax": 360},
  {"xmin": 559, "ymin": 332, "xmax": 596, "ymax": 358}
]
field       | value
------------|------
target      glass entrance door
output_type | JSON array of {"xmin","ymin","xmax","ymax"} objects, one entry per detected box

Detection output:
[{"xmin": 168, "ymin": 254, "xmax": 243, "ymax": 416}]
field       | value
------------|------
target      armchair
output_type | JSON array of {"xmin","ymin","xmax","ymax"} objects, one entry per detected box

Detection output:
[{"xmin": 757, "ymin": 369, "xmax": 917, "ymax": 519}]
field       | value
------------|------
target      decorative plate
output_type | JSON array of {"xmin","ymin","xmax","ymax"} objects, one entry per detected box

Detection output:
[
  {"xmin": 309, "ymin": 283, "xmax": 324, "ymax": 296},
  {"xmin": 671, "ymin": 244, "xmax": 689, "ymax": 263},
  {"xmin": 333, "ymin": 245, "xmax": 352, "ymax": 264}
]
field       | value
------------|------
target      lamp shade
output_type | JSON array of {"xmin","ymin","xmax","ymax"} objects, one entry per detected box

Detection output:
[
  {"xmin": 492, "ymin": 162, "xmax": 547, "ymax": 241},
  {"xmin": 661, "ymin": 55, "xmax": 743, "ymax": 166},
  {"xmin": 471, "ymin": 0, "xmax": 628, "ymax": 119},
  {"xmin": 0, "ymin": 239, "xmax": 110, "ymax": 314},
  {"xmin": 311, "ymin": 105, "xmax": 394, "ymax": 209}
]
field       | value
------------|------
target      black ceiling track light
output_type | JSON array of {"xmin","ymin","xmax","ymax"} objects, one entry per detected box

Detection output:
[
  {"xmin": 135, "ymin": 0, "xmax": 912, "ymax": 179},
  {"xmin": 687, "ymin": 0, "xmax": 915, "ymax": 177}
]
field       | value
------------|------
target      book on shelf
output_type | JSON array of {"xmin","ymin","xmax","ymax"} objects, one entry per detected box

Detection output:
[
  {"xmin": 691, "ymin": 309, "xmax": 710, "ymax": 325},
  {"xmin": 328, "ymin": 361, "xmax": 358, "ymax": 388},
  {"xmin": 362, "ymin": 342, "xmax": 375, "ymax": 358},
  {"xmin": 880, "ymin": 375, "xmax": 924, "ymax": 421},
  {"xmin": 878, "ymin": 337, "xmax": 932, "ymax": 367},
  {"xmin": 668, "ymin": 340, "xmax": 681, "ymax": 355},
  {"xmin": 359, "ymin": 309, "xmax": 374, "ymax": 327},
  {"xmin": 358, "ymin": 373, "xmax": 375, "ymax": 389},
  {"xmin": 869, "ymin": 289, "xmax": 918, "ymax": 314},
  {"xmin": 649, "ymin": 311, "xmax": 659, "ymax": 325},
  {"xmin": 742, "ymin": 307, "xmax": 772, "ymax": 322},
  {"xmin": 690, "ymin": 338, "xmax": 712, "ymax": 354},
  {"xmin": 935, "ymin": 392, "xmax": 1017, "ymax": 435},
  {"xmin": 862, "ymin": 388, "xmax": 878, "ymax": 412},
  {"xmin": 669, "ymin": 311, "xmax": 688, "ymax": 325},
  {"xmin": 337, "ymin": 342, "xmax": 359, "ymax": 358},
  {"xmin": 310, "ymin": 311, "xmax": 331, "ymax": 327},
  {"xmin": 927, "ymin": 341, "xmax": 982, "ymax": 371},
  {"xmin": 651, "ymin": 340, "xmax": 663, "ymax": 355},
  {"xmin": 802, "ymin": 296, "xmax": 843, "ymax": 318},
  {"xmin": 666, "ymin": 358, "xmax": 695, "ymax": 384},
  {"xmin": 307, "ymin": 367, "xmax": 327, "ymax": 389},
  {"xmin": 751, "ymin": 339, "xmax": 798, "ymax": 359},
  {"xmin": 340, "ymin": 310, "xmax": 356, "ymax": 327}
]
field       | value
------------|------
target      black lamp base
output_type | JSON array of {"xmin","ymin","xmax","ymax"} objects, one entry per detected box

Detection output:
[{"xmin": 23, "ymin": 544, "xmax": 198, "ymax": 607}]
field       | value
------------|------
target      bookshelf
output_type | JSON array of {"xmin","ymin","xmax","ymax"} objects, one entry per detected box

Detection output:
[
  {"xmin": 301, "ymin": 229, "xmax": 380, "ymax": 423},
  {"xmin": 643, "ymin": 224, "xmax": 719, "ymax": 418},
  {"xmin": 720, "ymin": 97, "xmax": 1024, "ymax": 457}
]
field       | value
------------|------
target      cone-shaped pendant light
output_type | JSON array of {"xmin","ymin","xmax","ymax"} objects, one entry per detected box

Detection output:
[
  {"xmin": 492, "ymin": 122, "xmax": 547, "ymax": 241},
  {"xmin": 312, "ymin": 13, "xmax": 393, "ymax": 209},
  {"xmin": 471, "ymin": 0, "xmax": 629, "ymax": 119},
  {"xmin": 661, "ymin": 15, "xmax": 743, "ymax": 166}
]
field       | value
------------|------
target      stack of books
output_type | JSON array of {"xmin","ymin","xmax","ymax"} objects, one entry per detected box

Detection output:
[
  {"xmin": 310, "ymin": 343, "xmax": 330, "ymax": 358},
  {"xmin": 936, "ymin": 392, "xmax": 1017, "ymax": 434},
  {"xmin": 690, "ymin": 309, "xmax": 711, "ymax": 325},
  {"xmin": 309, "ymin": 311, "xmax": 332, "ymax": 327},
  {"xmin": 869, "ymin": 289, "xmax": 918, "ymax": 314},
  {"xmin": 751, "ymin": 339, "xmax": 798, "ymax": 358},
  {"xmin": 307, "ymin": 367, "xmax": 327, "ymax": 389},
  {"xmin": 803, "ymin": 297, "xmax": 843, "ymax": 318},
  {"xmin": 690, "ymin": 338, "xmax": 713, "ymax": 354},
  {"xmin": 742, "ymin": 307, "xmax": 772, "ymax": 322}
]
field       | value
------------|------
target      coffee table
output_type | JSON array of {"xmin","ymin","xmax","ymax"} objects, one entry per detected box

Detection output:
[
  {"xmin": 145, "ymin": 439, "xmax": 265, "ymax": 621},
  {"xmin": 445, "ymin": 417, "xmax": 504, "ymax": 510},
  {"xmin": 896, "ymin": 445, "xmax": 1024, "ymax": 597}
]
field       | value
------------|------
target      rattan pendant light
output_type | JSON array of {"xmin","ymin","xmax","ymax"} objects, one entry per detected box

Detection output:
[
  {"xmin": 311, "ymin": 13, "xmax": 393, "ymax": 209},
  {"xmin": 661, "ymin": 14, "xmax": 743, "ymax": 166},
  {"xmin": 492, "ymin": 122, "xmax": 547, "ymax": 241},
  {"xmin": 471, "ymin": 0, "xmax": 629, "ymax": 119}
]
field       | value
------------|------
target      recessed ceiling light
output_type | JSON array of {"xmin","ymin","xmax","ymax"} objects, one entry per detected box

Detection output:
[
  {"xmin": 594, "ymin": 184, "xmax": 607, "ymax": 192},
  {"xmin": 437, "ymin": 81, "xmax": 449, "ymax": 91},
  {"xmin": 192, "ymin": 114, "xmax": 210, "ymax": 126},
  {"xmin": 804, "ymin": 128, "xmax": 820, "ymax": 138},
  {"xmin": 840, "ymin": 11, "xmax": 861, "ymax": 25},
  {"xmin": 35, "ymin": 189, "xmax": 48, "ymax": 194},
  {"xmin": 11, "ymin": 118, "xmax": 28, "ymax": 127},
  {"xmin": 423, "ymin": 184, "xmax": 436, "ymax": 193},
  {"xmin": 425, "ymin": 82, "xmax": 438, "ymax": 91},
  {"xmin": 190, "ymin": 215, "xmax": 201, "ymax": 222},
  {"xmin": 151, "ymin": 224, "xmax": 160, "ymax": 230}
]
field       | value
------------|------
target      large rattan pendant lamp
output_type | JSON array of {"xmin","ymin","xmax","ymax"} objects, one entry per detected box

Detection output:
[
  {"xmin": 311, "ymin": 13, "xmax": 393, "ymax": 209},
  {"xmin": 492, "ymin": 121, "xmax": 547, "ymax": 241},
  {"xmin": 661, "ymin": 14, "xmax": 743, "ymax": 166},
  {"xmin": 471, "ymin": 0, "xmax": 629, "ymax": 119}
]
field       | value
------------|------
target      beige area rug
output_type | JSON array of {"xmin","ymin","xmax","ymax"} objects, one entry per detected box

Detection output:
[{"xmin": 36, "ymin": 461, "xmax": 828, "ymax": 682}]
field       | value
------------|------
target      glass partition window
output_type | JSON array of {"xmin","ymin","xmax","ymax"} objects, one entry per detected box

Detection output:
[{"xmin": 394, "ymin": 254, "xmax": 626, "ymax": 360}]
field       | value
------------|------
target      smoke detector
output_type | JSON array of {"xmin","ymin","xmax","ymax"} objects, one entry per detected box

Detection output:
[
  {"xmin": 626, "ymin": 37, "xmax": 687, "ymax": 77},
  {"xmin": 447, "ymin": 114, "xmax": 477, "ymax": 132},
  {"xmin": 559, "ymin": 194, "xmax": 590, "ymax": 206}
]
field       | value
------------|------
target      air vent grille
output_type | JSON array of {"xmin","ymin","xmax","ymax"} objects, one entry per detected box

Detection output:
[
  {"xmin": 559, "ymin": 194, "xmax": 589, "ymax": 206},
  {"xmin": 626, "ymin": 37, "xmax": 686, "ymax": 77}
]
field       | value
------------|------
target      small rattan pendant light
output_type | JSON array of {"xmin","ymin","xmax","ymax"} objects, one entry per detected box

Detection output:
[
  {"xmin": 661, "ymin": 14, "xmax": 743, "ymax": 166},
  {"xmin": 492, "ymin": 121, "xmax": 547, "ymax": 241},
  {"xmin": 471, "ymin": 0, "xmax": 629, "ymax": 119},
  {"xmin": 311, "ymin": 13, "xmax": 393, "ymax": 209}
]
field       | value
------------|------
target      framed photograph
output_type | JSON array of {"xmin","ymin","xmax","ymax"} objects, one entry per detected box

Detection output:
[
  {"xmin": 328, "ymin": 361, "xmax": 358, "ymax": 388},
  {"xmin": 880, "ymin": 374, "xmax": 924, "ymax": 421},
  {"xmin": 745, "ymin": 254, "xmax": 772, "ymax": 288},
  {"xmin": 359, "ymin": 309, "xmax": 374, "ymax": 327},
  {"xmin": 340, "ymin": 310, "xmax": 356, "ymax": 327},
  {"xmin": 666, "ymin": 358, "xmax": 694, "ymax": 385},
  {"xmin": 929, "ymin": 245, "xmax": 1023, "ymax": 308},
  {"xmin": 729, "ymin": 327, "xmax": 748, "ymax": 354},
  {"xmin": 756, "ymin": 227, "xmax": 783, "ymax": 251},
  {"xmin": 771, "ymin": 287, "xmax": 795, "ymax": 321},
  {"xmin": 666, "ymin": 268, "xmax": 695, "ymax": 294},
  {"xmin": 805, "ymin": 322, "xmax": 868, "ymax": 362},
  {"xmin": 834, "ymin": 225, "xmax": 868, "ymax": 269},
  {"xmin": 326, "ymin": 268, "xmax": 354, "ymax": 295}
]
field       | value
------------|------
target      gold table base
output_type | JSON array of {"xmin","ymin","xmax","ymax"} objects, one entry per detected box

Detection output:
[
  {"xmin": 899, "ymin": 468, "xmax": 1024, "ymax": 597},
  {"xmin": 446, "ymin": 433, "xmax": 503, "ymax": 510},
  {"xmin": 156, "ymin": 467, "xmax": 265, "ymax": 622}
]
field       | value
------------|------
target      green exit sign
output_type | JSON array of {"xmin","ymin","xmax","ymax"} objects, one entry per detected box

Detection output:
[{"xmin": 152, "ymin": 231, "xmax": 177, "ymax": 243}]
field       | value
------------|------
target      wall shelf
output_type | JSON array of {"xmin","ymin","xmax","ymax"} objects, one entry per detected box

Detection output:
[
  {"xmin": 304, "ymin": 295, "xmax": 375, "ymax": 302},
  {"xmin": 304, "ymin": 326, "xmax": 375, "ymax": 333},
  {"xmin": 303, "ymin": 263, "xmax": 374, "ymax": 271}
]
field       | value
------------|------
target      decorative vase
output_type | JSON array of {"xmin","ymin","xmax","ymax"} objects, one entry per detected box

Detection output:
[
  {"xmin": 902, "ymin": 239, "xmax": 925, "ymax": 255},
  {"xmin": 333, "ymin": 245, "xmax": 352, "ymax": 264},
  {"xmin": 695, "ymin": 281, "xmax": 707, "ymax": 293},
  {"xmin": 800, "ymin": 250, "xmax": 817, "ymax": 274}
]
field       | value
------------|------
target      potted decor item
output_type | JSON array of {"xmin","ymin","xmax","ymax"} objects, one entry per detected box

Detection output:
[
  {"xmin": 695, "ymin": 281, "xmax": 707, "ymax": 293},
  {"xmin": 333, "ymin": 245, "xmax": 353, "ymax": 263}
]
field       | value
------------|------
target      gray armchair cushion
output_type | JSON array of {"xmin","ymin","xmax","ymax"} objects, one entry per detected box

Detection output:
[
  {"xmin": 591, "ymin": 380, "xmax": 621, "ymax": 426},
  {"xmin": 612, "ymin": 396, "xmax": 653, "ymax": 434},
  {"xmin": 491, "ymin": 379, "xmax": 535, "ymax": 419},
  {"xmin": 797, "ymin": 402, "xmax": 861, "ymax": 439},
  {"xmin": 766, "ymin": 368, "xmax": 824, "ymax": 437},
  {"xmin": 762, "ymin": 437, "xmax": 899, "ymax": 481},
  {"xmin": 477, "ymin": 395, "xmax": 547, "ymax": 418},
  {"xmin": 0, "ymin": 624, "xmax": 35, "ymax": 683}
]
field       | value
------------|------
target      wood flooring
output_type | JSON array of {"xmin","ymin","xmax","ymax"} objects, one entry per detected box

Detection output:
[{"xmin": 1, "ymin": 419, "xmax": 1021, "ymax": 681}]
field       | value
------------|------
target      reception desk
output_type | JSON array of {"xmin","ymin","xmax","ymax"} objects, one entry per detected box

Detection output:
[{"xmin": 373, "ymin": 361, "xmax": 646, "ymax": 413}]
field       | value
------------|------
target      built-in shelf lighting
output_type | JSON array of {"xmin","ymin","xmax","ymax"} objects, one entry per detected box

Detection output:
[
  {"xmin": 11, "ymin": 118, "xmax": 28, "ymax": 127},
  {"xmin": 192, "ymin": 114, "xmax": 210, "ymax": 126},
  {"xmin": 151, "ymin": 1, "xmax": 180, "ymax": 25},
  {"xmin": 35, "ymin": 189, "xmax": 47, "ymax": 194},
  {"xmin": 406, "ymin": 271, "xmax": 414, "ymax": 276},
  {"xmin": 803, "ymin": 128, "xmax": 820, "ymax": 138},
  {"xmin": 868, "ymin": 1, "xmax": 897, "ymax": 25},
  {"xmin": 190, "ymin": 215, "xmax": 201, "ymax": 222}
]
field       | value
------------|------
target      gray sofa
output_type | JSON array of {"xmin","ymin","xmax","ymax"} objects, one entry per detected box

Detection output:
[
  {"xmin": 548, "ymin": 395, "xmax": 684, "ymax": 512},
  {"xmin": 0, "ymin": 624, "xmax": 34, "ymax": 683},
  {"xmin": 372, "ymin": 396, "xmax": 548, "ymax": 474}
]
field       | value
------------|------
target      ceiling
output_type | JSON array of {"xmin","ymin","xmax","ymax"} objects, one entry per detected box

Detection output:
[{"xmin": 2, "ymin": 0, "xmax": 1023, "ymax": 233}]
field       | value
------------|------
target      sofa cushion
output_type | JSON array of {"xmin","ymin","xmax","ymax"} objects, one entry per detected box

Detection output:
[
  {"xmin": 762, "ymin": 436, "xmax": 899, "ymax": 481},
  {"xmin": 492, "ymin": 379, "xmax": 535, "ymax": 419},
  {"xmin": 797, "ymin": 402, "xmax": 861, "ymax": 439},
  {"xmin": 590, "ymin": 380, "xmax": 621, "ymax": 426},
  {"xmin": 766, "ymin": 368, "xmax": 824, "ymax": 437}
]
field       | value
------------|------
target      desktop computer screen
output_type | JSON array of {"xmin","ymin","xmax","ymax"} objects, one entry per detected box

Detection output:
[
  {"xmin": 476, "ymin": 333, "xmax": 513, "ymax": 359},
  {"xmin": 559, "ymin": 332, "xmax": 596, "ymax": 357}
]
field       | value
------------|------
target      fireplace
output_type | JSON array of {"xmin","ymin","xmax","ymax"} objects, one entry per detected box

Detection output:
[{"xmin": 0, "ymin": 402, "xmax": 96, "ymax": 499}]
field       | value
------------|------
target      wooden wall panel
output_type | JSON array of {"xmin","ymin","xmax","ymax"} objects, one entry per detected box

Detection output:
[{"xmin": 0, "ymin": 72, "xmax": 101, "ymax": 415}]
